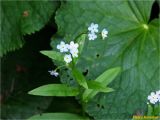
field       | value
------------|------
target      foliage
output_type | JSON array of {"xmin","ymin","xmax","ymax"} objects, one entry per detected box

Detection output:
[
  {"xmin": 29, "ymin": 46, "xmax": 121, "ymax": 119},
  {"xmin": 83, "ymin": 67, "xmax": 121, "ymax": 102},
  {"xmin": 0, "ymin": 1, "xmax": 58, "ymax": 56},
  {"xmin": 54, "ymin": 0, "xmax": 159, "ymax": 119},
  {"xmin": 28, "ymin": 84, "xmax": 79, "ymax": 96},
  {"xmin": 1, "ymin": 0, "xmax": 159, "ymax": 120},
  {"xmin": 28, "ymin": 113, "xmax": 89, "ymax": 120},
  {"xmin": 29, "ymin": 31, "xmax": 121, "ymax": 119}
]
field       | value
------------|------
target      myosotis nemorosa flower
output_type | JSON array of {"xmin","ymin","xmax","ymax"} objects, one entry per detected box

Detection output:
[{"xmin": 48, "ymin": 70, "xmax": 59, "ymax": 77}]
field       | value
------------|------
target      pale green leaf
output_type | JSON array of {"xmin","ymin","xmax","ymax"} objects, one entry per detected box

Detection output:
[
  {"xmin": 94, "ymin": 67, "xmax": 121, "ymax": 85},
  {"xmin": 28, "ymin": 113, "xmax": 89, "ymax": 120},
  {"xmin": 40, "ymin": 50, "xmax": 64, "ymax": 62},
  {"xmin": 83, "ymin": 67, "xmax": 120, "ymax": 102},
  {"xmin": 97, "ymin": 87, "xmax": 114, "ymax": 93},
  {"xmin": 28, "ymin": 84, "xmax": 79, "ymax": 96},
  {"xmin": 72, "ymin": 67, "xmax": 88, "ymax": 89},
  {"xmin": 83, "ymin": 87, "xmax": 114, "ymax": 103},
  {"xmin": 76, "ymin": 34, "xmax": 87, "ymax": 55},
  {"xmin": 87, "ymin": 80, "xmax": 114, "ymax": 92},
  {"xmin": 87, "ymin": 81, "xmax": 106, "ymax": 90}
]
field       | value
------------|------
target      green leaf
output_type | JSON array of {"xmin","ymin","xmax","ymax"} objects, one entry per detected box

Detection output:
[
  {"xmin": 83, "ymin": 87, "xmax": 114, "ymax": 103},
  {"xmin": 87, "ymin": 81, "xmax": 114, "ymax": 92},
  {"xmin": 94, "ymin": 67, "xmax": 121, "ymax": 85},
  {"xmin": 54, "ymin": 0, "xmax": 159, "ymax": 119},
  {"xmin": 76, "ymin": 34, "xmax": 87, "ymax": 55},
  {"xmin": 72, "ymin": 67, "xmax": 88, "ymax": 89},
  {"xmin": 97, "ymin": 87, "xmax": 114, "ymax": 93},
  {"xmin": 83, "ymin": 67, "xmax": 120, "ymax": 102},
  {"xmin": 0, "ymin": 1, "xmax": 58, "ymax": 56},
  {"xmin": 87, "ymin": 81, "xmax": 106, "ymax": 90},
  {"xmin": 28, "ymin": 113, "xmax": 89, "ymax": 120},
  {"xmin": 40, "ymin": 50, "xmax": 64, "ymax": 62},
  {"xmin": 28, "ymin": 84, "xmax": 79, "ymax": 96}
]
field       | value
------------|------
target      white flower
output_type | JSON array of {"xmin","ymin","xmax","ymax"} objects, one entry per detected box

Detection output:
[
  {"xmin": 64, "ymin": 54, "xmax": 72, "ymax": 63},
  {"xmin": 88, "ymin": 32, "xmax": 97, "ymax": 40},
  {"xmin": 148, "ymin": 92, "xmax": 159, "ymax": 104},
  {"xmin": 101, "ymin": 28, "xmax": 108, "ymax": 40},
  {"xmin": 88, "ymin": 23, "xmax": 99, "ymax": 33},
  {"xmin": 156, "ymin": 90, "xmax": 160, "ymax": 102},
  {"xmin": 70, "ymin": 49, "xmax": 78, "ymax": 58},
  {"xmin": 48, "ymin": 70, "xmax": 59, "ymax": 77},
  {"xmin": 57, "ymin": 41, "xmax": 69, "ymax": 53},
  {"xmin": 68, "ymin": 41, "xmax": 79, "ymax": 51}
]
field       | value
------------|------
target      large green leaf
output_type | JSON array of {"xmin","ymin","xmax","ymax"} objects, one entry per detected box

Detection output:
[
  {"xmin": 28, "ymin": 84, "xmax": 79, "ymax": 96},
  {"xmin": 0, "ymin": 1, "xmax": 58, "ymax": 56},
  {"xmin": 28, "ymin": 113, "xmax": 89, "ymax": 120},
  {"xmin": 54, "ymin": 0, "xmax": 160, "ymax": 119}
]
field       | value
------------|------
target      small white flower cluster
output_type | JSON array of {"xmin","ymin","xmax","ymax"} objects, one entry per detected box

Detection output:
[
  {"xmin": 147, "ymin": 90, "xmax": 160, "ymax": 104},
  {"xmin": 48, "ymin": 70, "xmax": 59, "ymax": 77},
  {"xmin": 88, "ymin": 22, "xmax": 108, "ymax": 40},
  {"xmin": 57, "ymin": 41, "xmax": 79, "ymax": 64}
]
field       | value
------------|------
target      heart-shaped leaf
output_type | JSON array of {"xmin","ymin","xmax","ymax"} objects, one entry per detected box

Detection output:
[
  {"xmin": 54, "ymin": 0, "xmax": 159, "ymax": 119},
  {"xmin": 0, "ymin": 1, "xmax": 58, "ymax": 56}
]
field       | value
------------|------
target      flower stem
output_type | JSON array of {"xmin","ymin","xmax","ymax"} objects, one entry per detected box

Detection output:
[
  {"xmin": 55, "ymin": 65, "xmax": 66, "ymax": 71},
  {"xmin": 81, "ymin": 101, "xmax": 86, "ymax": 117},
  {"xmin": 75, "ymin": 32, "xmax": 87, "ymax": 42}
]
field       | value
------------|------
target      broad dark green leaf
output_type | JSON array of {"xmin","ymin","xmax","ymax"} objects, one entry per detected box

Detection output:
[
  {"xmin": 28, "ymin": 113, "xmax": 89, "ymax": 120},
  {"xmin": 0, "ymin": 1, "xmax": 58, "ymax": 56},
  {"xmin": 28, "ymin": 84, "xmax": 79, "ymax": 96},
  {"xmin": 54, "ymin": 0, "xmax": 159, "ymax": 119},
  {"xmin": 40, "ymin": 50, "xmax": 64, "ymax": 62},
  {"xmin": 72, "ymin": 67, "xmax": 88, "ymax": 89}
]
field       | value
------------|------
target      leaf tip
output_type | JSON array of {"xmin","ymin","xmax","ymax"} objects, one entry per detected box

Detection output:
[
  {"xmin": 83, "ymin": 83, "xmax": 88, "ymax": 89},
  {"xmin": 114, "ymin": 67, "xmax": 122, "ymax": 73},
  {"xmin": 40, "ymin": 50, "xmax": 45, "ymax": 55},
  {"xmin": 28, "ymin": 90, "xmax": 33, "ymax": 95}
]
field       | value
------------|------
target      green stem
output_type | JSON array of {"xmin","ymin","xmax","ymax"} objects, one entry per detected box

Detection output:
[
  {"xmin": 70, "ymin": 53, "xmax": 75, "ymax": 68},
  {"xmin": 75, "ymin": 32, "xmax": 87, "ymax": 42},
  {"xmin": 55, "ymin": 65, "xmax": 66, "ymax": 71},
  {"xmin": 81, "ymin": 101, "xmax": 86, "ymax": 117},
  {"xmin": 70, "ymin": 32, "xmax": 89, "ymax": 116},
  {"xmin": 152, "ymin": 105, "xmax": 155, "ymax": 116}
]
